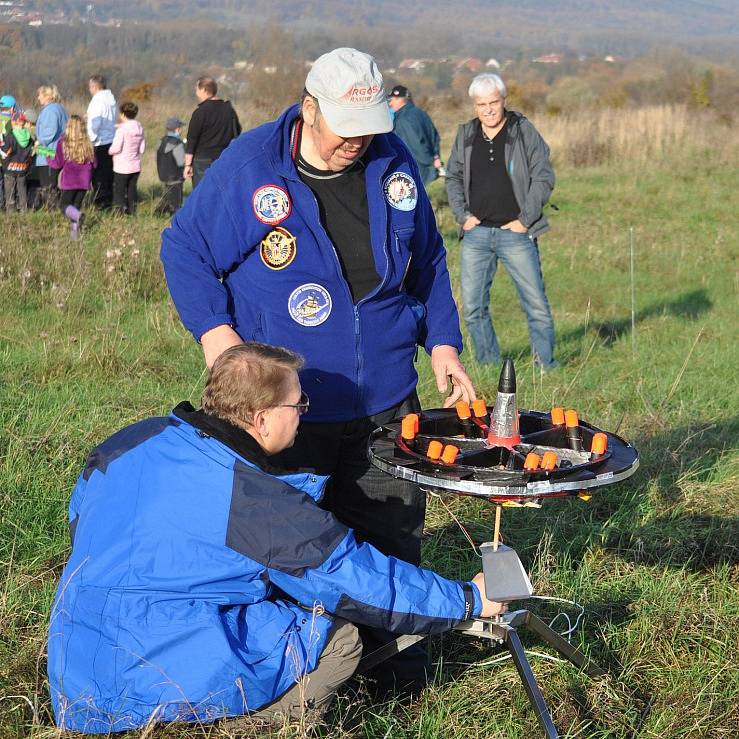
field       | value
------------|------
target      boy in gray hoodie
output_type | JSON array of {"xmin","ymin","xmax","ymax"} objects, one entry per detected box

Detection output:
[{"xmin": 155, "ymin": 117, "xmax": 185, "ymax": 215}]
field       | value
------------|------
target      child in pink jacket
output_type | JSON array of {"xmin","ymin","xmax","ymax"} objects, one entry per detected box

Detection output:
[{"xmin": 108, "ymin": 101, "xmax": 145, "ymax": 215}]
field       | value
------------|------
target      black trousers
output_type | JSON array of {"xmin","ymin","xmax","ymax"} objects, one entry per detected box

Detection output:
[
  {"xmin": 192, "ymin": 157, "xmax": 214, "ymax": 189},
  {"xmin": 92, "ymin": 145, "xmax": 114, "ymax": 208},
  {"xmin": 112, "ymin": 172, "xmax": 140, "ymax": 215},
  {"xmin": 38, "ymin": 165, "xmax": 61, "ymax": 209},
  {"xmin": 156, "ymin": 181, "xmax": 183, "ymax": 215},
  {"xmin": 59, "ymin": 189, "xmax": 86, "ymax": 213},
  {"xmin": 274, "ymin": 392, "xmax": 425, "ymax": 564}
]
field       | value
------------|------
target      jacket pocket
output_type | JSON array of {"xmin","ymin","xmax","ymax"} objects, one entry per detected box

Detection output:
[{"xmin": 393, "ymin": 226, "xmax": 415, "ymax": 289}]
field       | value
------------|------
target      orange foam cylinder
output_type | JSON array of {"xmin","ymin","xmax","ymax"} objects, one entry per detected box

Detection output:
[
  {"xmin": 591, "ymin": 432, "xmax": 608, "ymax": 455},
  {"xmin": 401, "ymin": 413, "xmax": 419, "ymax": 440},
  {"xmin": 441, "ymin": 444, "xmax": 459, "ymax": 464},
  {"xmin": 565, "ymin": 409, "xmax": 579, "ymax": 428},
  {"xmin": 472, "ymin": 399, "xmax": 488, "ymax": 418},
  {"xmin": 455, "ymin": 401, "xmax": 472, "ymax": 420},
  {"xmin": 551, "ymin": 406, "xmax": 565, "ymax": 425},
  {"xmin": 427, "ymin": 440, "xmax": 443, "ymax": 460},
  {"xmin": 523, "ymin": 452, "xmax": 541, "ymax": 471},
  {"xmin": 541, "ymin": 451, "xmax": 558, "ymax": 471}
]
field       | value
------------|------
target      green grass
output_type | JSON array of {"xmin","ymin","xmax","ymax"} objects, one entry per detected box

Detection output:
[{"xmin": 1, "ymin": 145, "xmax": 737, "ymax": 738}]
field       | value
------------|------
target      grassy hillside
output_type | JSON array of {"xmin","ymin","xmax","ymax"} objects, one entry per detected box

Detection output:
[{"xmin": 0, "ymin": 107, "xmax": 737, "ymax": 738}]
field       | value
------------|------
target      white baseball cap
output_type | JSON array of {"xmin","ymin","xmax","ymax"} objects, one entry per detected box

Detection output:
[{"xmin": 305, "ymin": 48, "xmax": 392, "ymax": 137}]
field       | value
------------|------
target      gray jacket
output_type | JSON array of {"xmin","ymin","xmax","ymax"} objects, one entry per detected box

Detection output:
[{"xmin": 445, "ymin": 111, "xmax": 555, "ymax": 239}]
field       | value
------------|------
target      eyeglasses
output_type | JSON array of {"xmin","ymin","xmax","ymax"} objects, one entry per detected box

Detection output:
[{"xmin": 275, "ymin": 391, "xmax": 310, "ymax": 415}]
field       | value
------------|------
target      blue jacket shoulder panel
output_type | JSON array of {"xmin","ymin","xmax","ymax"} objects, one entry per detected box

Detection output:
[
  {"xmin": 82, "ymin": 416, "xmax": 180, "ymax": 480},
  {"xmin": 226, "ymin": 459, "xmax": 348, "ymax": 576}
]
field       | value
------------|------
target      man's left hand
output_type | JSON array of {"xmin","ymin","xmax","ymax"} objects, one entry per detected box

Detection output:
[
  {"xmin": 500, "ymin": 219, "xmax": 528, "ymax": 233},
  {"xmin": 431, "ymin": 345, "xmax": 476, "ymax": 408}
]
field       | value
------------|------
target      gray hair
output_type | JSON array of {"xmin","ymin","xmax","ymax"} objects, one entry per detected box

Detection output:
[{"xmin": 468, "ymin": 73, "xmax": 507, "ymax": 100}]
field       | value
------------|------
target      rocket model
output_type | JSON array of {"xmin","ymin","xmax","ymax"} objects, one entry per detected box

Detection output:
[{"xmin": 486, "ymin": 359, "xmax": 521, "ymax": 448}]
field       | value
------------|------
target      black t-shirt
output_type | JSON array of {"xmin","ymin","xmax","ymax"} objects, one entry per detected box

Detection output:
[
  {"xmin": 468, "ymin": 119, "xmax": 520, "ymax": 228},
  {"xmin": 296, "ymin": 126, "xmax": 380, "ymax": 303}
]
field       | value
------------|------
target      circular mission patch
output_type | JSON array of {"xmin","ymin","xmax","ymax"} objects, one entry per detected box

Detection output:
[
  {"xmin": 383, "ymin": 171, "xmax": 418, "ymax": 211},
  {"xmin": 288, "ymin": 283, "xmax": 332, "ymax": 327},
  {"xmin": 253, "ymin": 184, "xmax": 291, "ymax": 225}
]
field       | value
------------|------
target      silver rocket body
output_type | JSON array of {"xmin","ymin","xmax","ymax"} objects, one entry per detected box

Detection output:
[{"xmin": 490, "ymin": 391, "xmax": 519, "ymax": 441}]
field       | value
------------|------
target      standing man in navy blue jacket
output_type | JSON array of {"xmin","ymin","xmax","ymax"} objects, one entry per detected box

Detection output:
[{"xmin": 160, "ymin": 48, "xmax": 475, "ymax": 689}]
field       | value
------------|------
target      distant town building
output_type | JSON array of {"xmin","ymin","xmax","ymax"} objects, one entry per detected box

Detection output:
[
  {"xmin": 533, "ymin": 54, "xmax": 563, "ymax": 64},
  {"xmin": 399, "ymin": 59, "xmax": 427, "ymax": 71},
  {"xmin": 456, "ymin": 57, "xmax": 482, "ymax": 72}
]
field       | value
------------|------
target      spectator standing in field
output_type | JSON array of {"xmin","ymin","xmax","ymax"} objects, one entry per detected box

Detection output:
[
  {"xmin": 35, "ymin": 85, "xmax": 68, "ymax": 208},
  {"xmin": 388, "ymin": 85, "xmax": 442, "ymax": 186},
  {"xmin": 0, "ymin": 94, "xmax": 18, "ymax": 209},
  {"xmin": 22, "ymin": 108, "xmax": 42, "ymax": 209},
  {"xmin": 446, "ymin": 73, "xmax": 557, "ymax": 369},
  {"xmin": 109, "ymin": 101, "xmax": 145, "ymax": 216},
  {"xmin": 1, "ymin": 110, "xmax": 35, "ymax": 212},
  {"xmin": 184, "ymin": 76, "xmax": 241, "ymax": 187},
  {"xmin": 49, "ymin": 115, "xmax": 96, "ymax": 240},
  {"xmin": 155, "ymin": 116, "xmax": 185, "ymax": 215},
  {"xmin": 86, "ymin": 74, "xmax": 117, "ymax": 209}
]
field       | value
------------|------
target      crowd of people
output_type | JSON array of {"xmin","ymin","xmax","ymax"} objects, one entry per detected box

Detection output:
[
  {"xmin": 46, "ymin": 47, "xmax": 559, "ymax": 734},
  {"xmin": 0, "ymin": 74, "xmax": 241, "ymax": 239}
]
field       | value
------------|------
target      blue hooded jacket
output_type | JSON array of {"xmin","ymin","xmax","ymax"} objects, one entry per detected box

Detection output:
[
  {"xmin": 35, "ymin": 101, "xmax": 68, "ymax": 166},
  {"xmin": 160, "ymin": 106, "xmax": 462, "ymax": 422},
  {"xmin": 48, "ymin": 405, "xmax": 481, "ymax": 733}
]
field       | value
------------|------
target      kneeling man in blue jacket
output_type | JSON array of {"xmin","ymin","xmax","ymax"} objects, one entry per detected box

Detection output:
[{"xmin": 48, "ymin": 342, "xmax": 504, "ymax": 733}]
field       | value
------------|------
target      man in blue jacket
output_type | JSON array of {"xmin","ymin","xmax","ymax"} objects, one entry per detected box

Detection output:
[
  {"xmin": 160, "ymin": 48, "xmax": 476, "ymax": 688},
  {"xmin": 388, "ymin": 85, "xmax": 442, "ymax": 186},
  {"xmin": 48, "ymin": 343, "xmax": 503, "ymax": 733}
]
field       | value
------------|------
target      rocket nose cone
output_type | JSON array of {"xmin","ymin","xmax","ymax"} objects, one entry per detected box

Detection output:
[{"xmin": 498, "ymin": 358, "xmax": 516, "ymax": 393}]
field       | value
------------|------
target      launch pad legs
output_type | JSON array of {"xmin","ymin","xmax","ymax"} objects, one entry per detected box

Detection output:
[{"xmin": 357, "ymin": 608, "xmax": 605, "ymax": 739}]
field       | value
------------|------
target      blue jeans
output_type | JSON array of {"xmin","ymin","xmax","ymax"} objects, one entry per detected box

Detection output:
[{"xmin": 460, "ymin": 225, "xmax": 556, "ymax": 367}]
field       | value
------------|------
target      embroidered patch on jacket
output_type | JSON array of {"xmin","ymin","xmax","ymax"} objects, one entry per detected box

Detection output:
[
  {"xmin": 253, "ymin": 184, "xmax": 291, "ymax": 225},
  {"xmin": 383, "ymin": 171, "xmax": 418, "ymax": 211},
  {"xmin": 260, "ymin": 227, "xmax": 297, "ymax": 270},
  {"xmin": 288, "ymin": 283, "xmax": 332, "ymax": 327}
]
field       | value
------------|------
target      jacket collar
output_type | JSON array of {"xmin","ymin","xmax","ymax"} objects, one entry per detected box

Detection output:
[
  {"xmin": 172, "ymin": 401, "xmax": 285, "ymax": 475},
  {"xmin": 463, "ymin": 110, "xmax": 522, "ymax": 145}
]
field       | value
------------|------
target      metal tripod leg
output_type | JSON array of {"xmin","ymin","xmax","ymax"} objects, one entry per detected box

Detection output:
[
  {"xmin": 505, "ymin": 626, "xmax": 559, "ymax": 739},
  {"xmin": 523, "ymin": 611, "xmax": 605, "ymax": 677}
]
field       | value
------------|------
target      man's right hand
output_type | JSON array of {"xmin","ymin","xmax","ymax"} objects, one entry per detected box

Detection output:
[
  {"xmin": 183, "ymin": 164, "xmax": 193, "ymax": 180},
  {"xmin": 462, "ymin": 215, "xmax": 480, "ymax": 231},
  {"xmin": 472, "ymin": 572, "xmax": 507, "ymax": 617},
  {"xmin": 200, "ymin": 324, "xmax": 244, "ymax": 368}
]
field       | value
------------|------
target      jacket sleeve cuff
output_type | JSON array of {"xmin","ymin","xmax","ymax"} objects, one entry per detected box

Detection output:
[
  {"xmin": 195, "ymin": 314, "xmax": 235, "ymax": 343},
  {"xmin": 425, "ymin": 335, "xmax": 464, "ymax": 355},
  {"xmin": 463, "ymin": 582, "xmax": 483, "ymax": 618}
]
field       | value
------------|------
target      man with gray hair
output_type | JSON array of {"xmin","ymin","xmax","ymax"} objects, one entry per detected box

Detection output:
[{"xmin": 446, "ymin": 73, "xmax": 557, "ymax": 369}]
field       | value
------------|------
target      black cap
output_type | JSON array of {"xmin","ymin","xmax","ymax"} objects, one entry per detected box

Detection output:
[
  {"xmin": 498, "ymin": 359, "xmax": 516, "ymax": 393},
  {"xmin": 389, "ymin": 85, "xmax": 410, "ymax": 99}
]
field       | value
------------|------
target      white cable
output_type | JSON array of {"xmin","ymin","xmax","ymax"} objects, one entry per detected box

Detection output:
[
  {"xmin": 446, "ymin": 650, "xmax": 568, "ymax": 669},
  {"xmin": 526, "ymin": 595, "xmax": 585, "ymax": 640}
]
